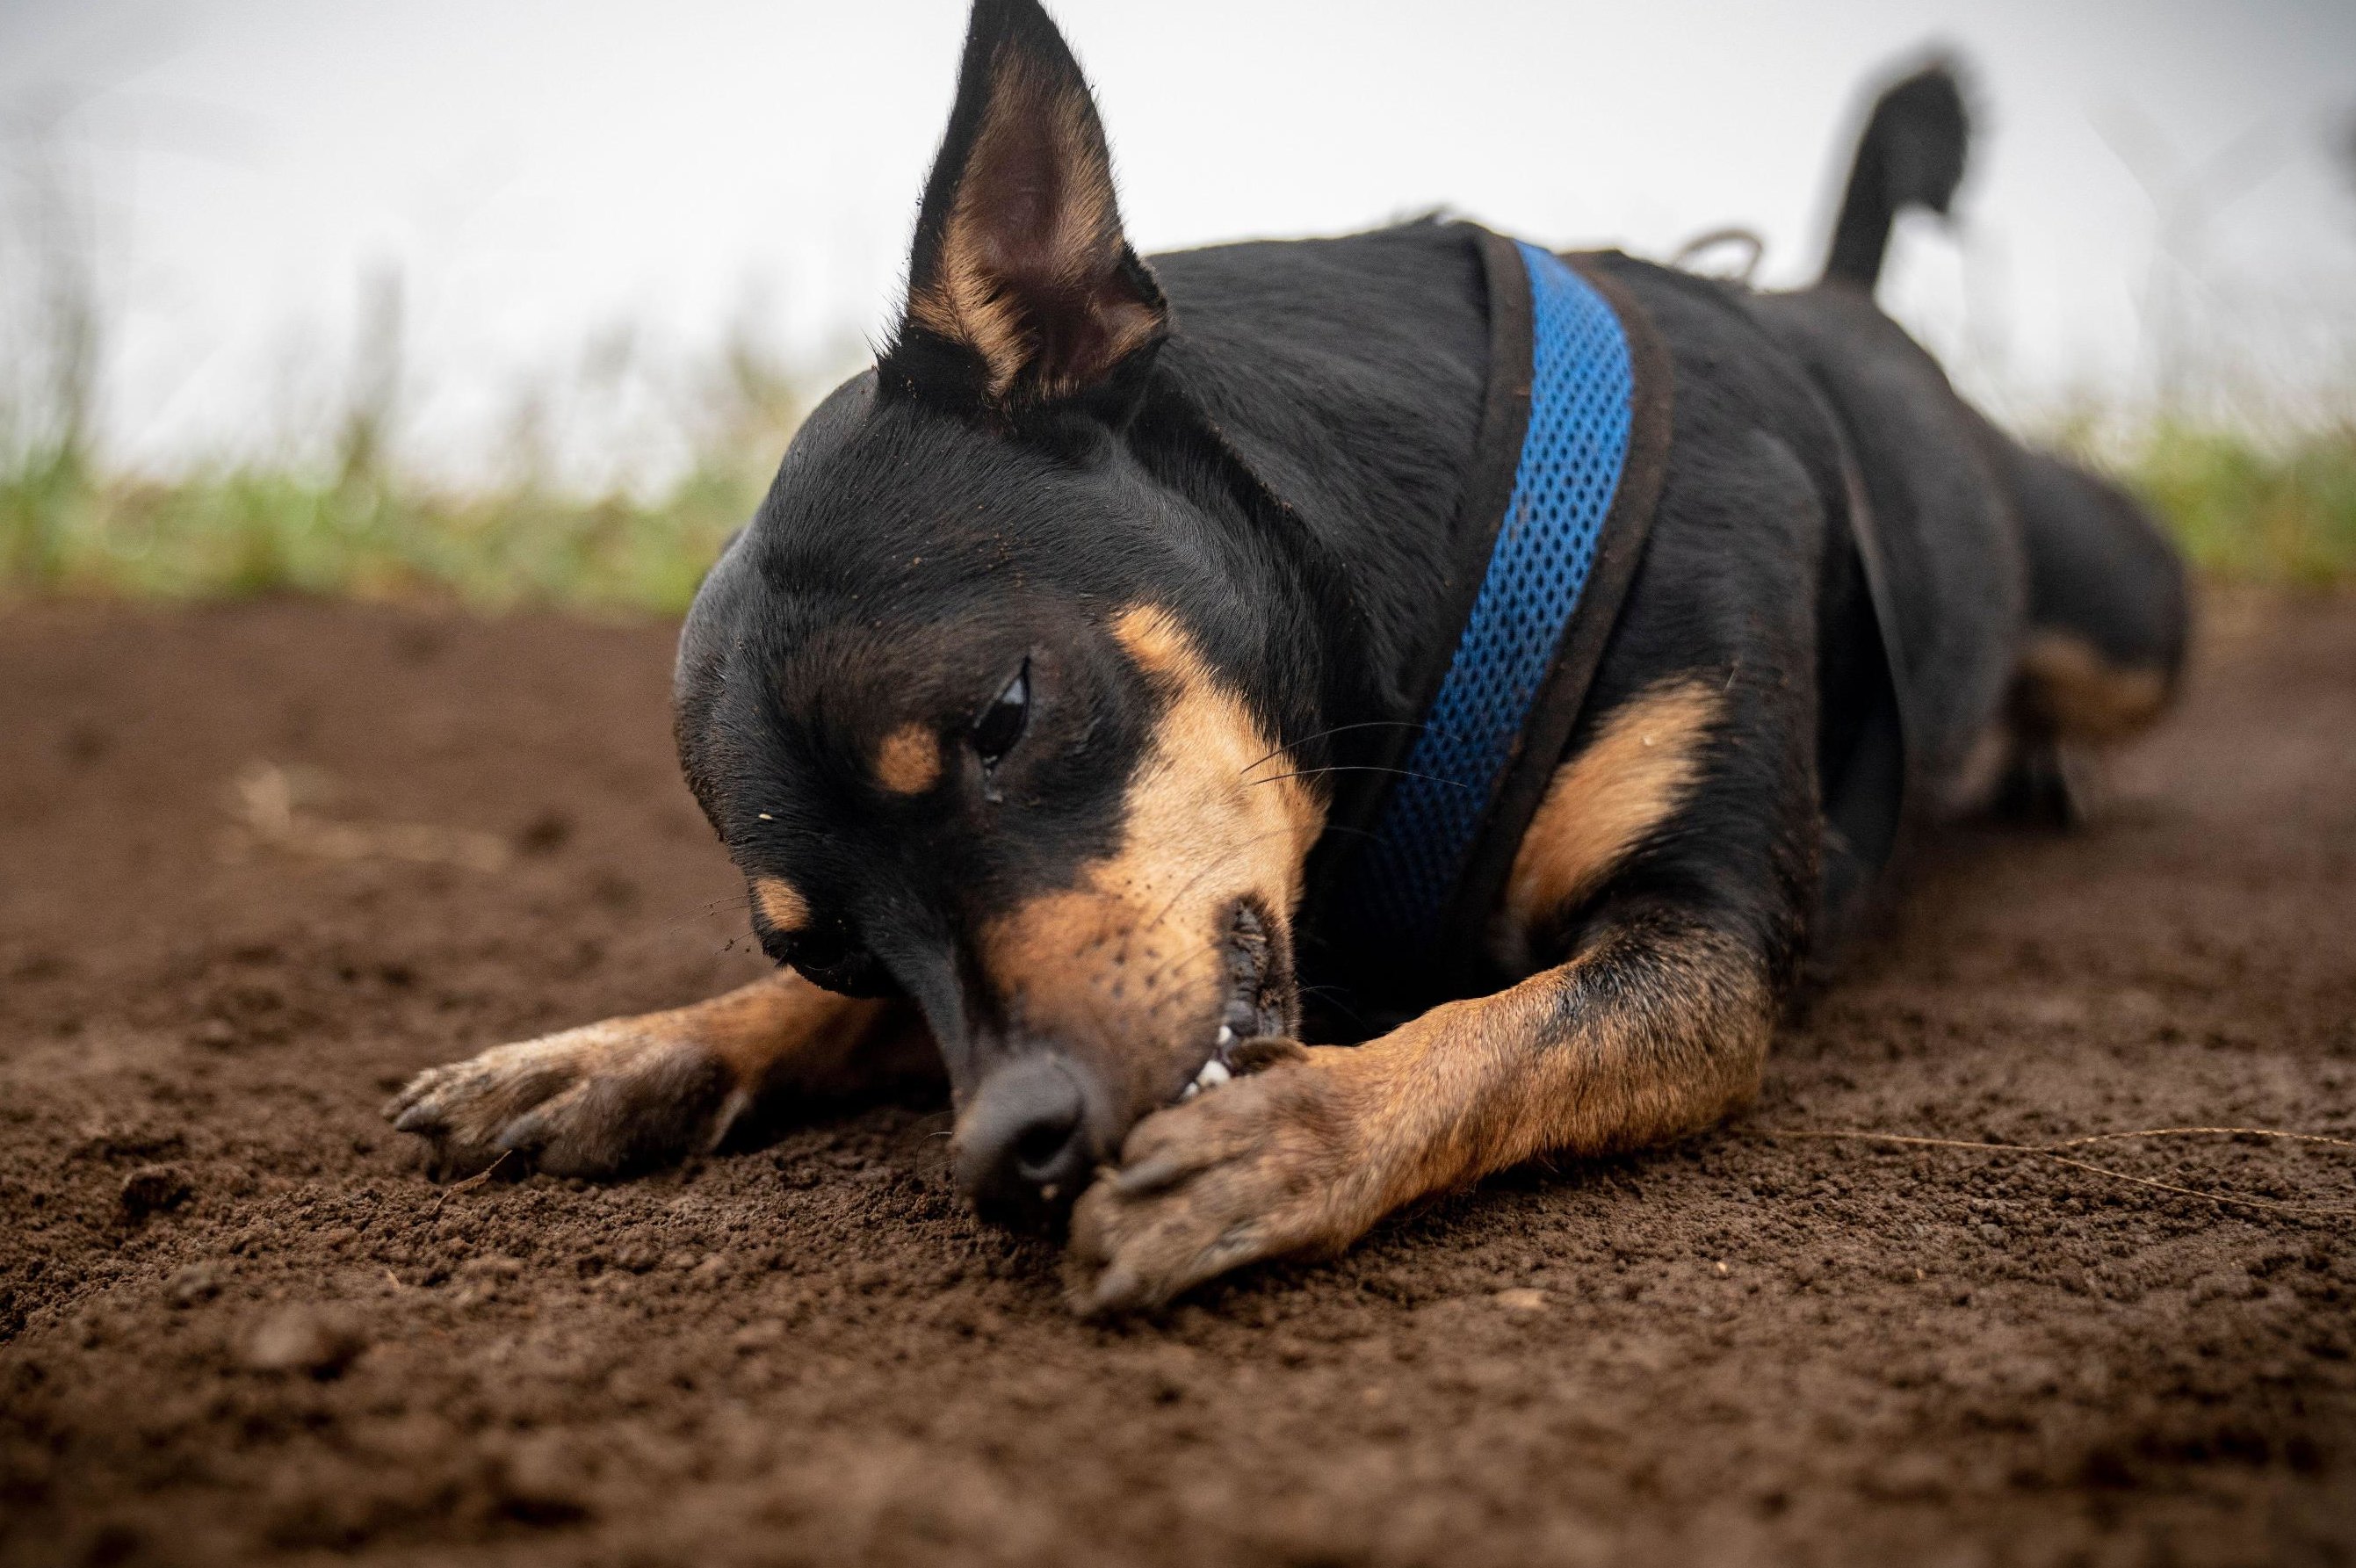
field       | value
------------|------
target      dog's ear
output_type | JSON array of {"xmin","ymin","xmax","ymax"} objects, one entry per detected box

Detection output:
[{"xmin": 883, "ymin": 0, "xmax": 1167, "ymax": 413}]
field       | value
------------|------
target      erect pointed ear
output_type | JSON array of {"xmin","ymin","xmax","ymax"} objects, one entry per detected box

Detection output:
[{"xmin": 883, "ymin": 0, "xmax": 1167, "ymax": 412}]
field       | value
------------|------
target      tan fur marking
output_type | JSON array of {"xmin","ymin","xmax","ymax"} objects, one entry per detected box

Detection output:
[
  {"xmin": 875, "ymin": 723, "xmax": 942, "ymax": 795},
  {"xmin": 652, "ymin": 971, "xmax": 908, "ymax": 1095},
  {"xmin": 1497, "ymin": 678, "xmax": 1723, "ymax": 968},
  {"xmin": 977, "ymin": 607, "xmax": 1323, "ymax": 1102},
  {"xmin": 1326, "ymin": 925, "xmax": 1772, "ymax": 1209},
  {"xmin": 749, "ymin": 876, "xmax": 810, "ymax": 934},
  {"xmin": 1103, "ymin": 606, "xmax": 1325, "ymax": 926},
  {"xmin": 2015, "ymin": 632, "xmax": 2172, "ymax": 741},
  {"xmin": 903, "ymin": 52, "xmax": 1151, "ymax": 401}
]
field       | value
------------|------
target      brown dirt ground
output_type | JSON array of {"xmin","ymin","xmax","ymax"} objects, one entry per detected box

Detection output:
[{"xmin": 2, "ymin": 593, "xmax": 2352, "ymax": 1568}]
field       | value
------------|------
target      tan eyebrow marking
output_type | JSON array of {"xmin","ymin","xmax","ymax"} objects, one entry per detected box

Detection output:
[
  {"xmin": 749, "ymin": 876, "xmax": 811, "ymax": 933},
  {"xmin": 875, "ymin": 723, "xmax": 943, "ymax": 795}
]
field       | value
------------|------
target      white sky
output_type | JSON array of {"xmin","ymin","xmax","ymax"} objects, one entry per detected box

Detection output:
[{"xmin": 4, "ymin": 0, "xmax": 2352, "ymax": 486}]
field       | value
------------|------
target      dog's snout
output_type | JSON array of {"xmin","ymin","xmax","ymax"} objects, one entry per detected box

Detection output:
[{"xmin": 952, "ymin": 1055, "xmax": 1098, "ymax": 1212}]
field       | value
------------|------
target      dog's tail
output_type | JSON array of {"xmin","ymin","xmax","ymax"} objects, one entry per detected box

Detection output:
[{"xmin": 1822, "ymin": 59, "xmax": 1970, "ymax": 291}]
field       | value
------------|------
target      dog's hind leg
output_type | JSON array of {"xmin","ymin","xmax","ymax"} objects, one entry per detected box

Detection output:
[
  {"xmin": 384, "ymin": 974, "xmax": 936, "ymax": 1178},
  {"xmin": 1994, "ymin": 446, "xmax": 2191, "ymax": 823}
]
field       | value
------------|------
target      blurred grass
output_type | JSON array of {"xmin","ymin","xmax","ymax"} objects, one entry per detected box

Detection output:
[
  {"xmin": 0, "ymin": 203, "xmax": 820, "ymax": 616},
  {"xmin": 3, "ymin": 414, "xmax": 2352, "ymax": 612},
  {"xmin": 0, "ymin": 453, "xmax": 761, "ymax": 616},
  {"xmin": 2117, "ymin": 421, "xmax": 2356, "ymax": 589}
]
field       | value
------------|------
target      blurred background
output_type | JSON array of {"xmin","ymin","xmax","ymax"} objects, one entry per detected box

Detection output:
[{"xmin": 3, "ymin": 0, "xmax": 2352, "ymax": 610}]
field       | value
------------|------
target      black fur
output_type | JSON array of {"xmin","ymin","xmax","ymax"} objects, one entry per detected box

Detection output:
[
  {"xmin": 1823, "ymin": 61, "xmax": 1972, "ymax": 291},
  {"xmin": 673, "ymin": 1, "xmax": 2186, "ymax": 1176}
]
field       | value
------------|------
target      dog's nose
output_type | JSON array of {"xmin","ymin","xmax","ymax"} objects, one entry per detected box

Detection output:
[{"xmin": 952, "ymin": 1055, "xmax": 1095, "ymax": 1211}]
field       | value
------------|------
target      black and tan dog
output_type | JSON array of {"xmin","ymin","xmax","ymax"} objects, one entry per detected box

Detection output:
[{"xmin": 387, "ymin": 1, "xmax": 2187, "ymax": 1313}]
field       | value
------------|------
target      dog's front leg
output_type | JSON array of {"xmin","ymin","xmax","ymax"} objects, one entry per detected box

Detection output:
[
  {"xmin": 1067, "ymin": 915, "xmax": 1771, "ymax": 1313},
  {"xmin": 386, "ymin": 973, "xmax": 932, "ymax": 1178}
]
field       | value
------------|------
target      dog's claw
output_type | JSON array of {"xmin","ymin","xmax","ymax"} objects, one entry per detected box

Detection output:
[
  {"xmin": 1110, "ymin": 1153, "xmax": 1189, "ymax": 1196},
  {"xmin": 703, "ymin": 1087, "xmax": 755, "ymax": 1154},
  {"xmin": 388, "ymin": 1098, "xmax": 441, "ymax": 1135},
  {"xmin": 491, "ymin": 1100, "xmax": 561, "ymax": 1155},
  {"xmin": 1075, "ymin": 1261, "xmax": 1147, "ymax": 1318}
]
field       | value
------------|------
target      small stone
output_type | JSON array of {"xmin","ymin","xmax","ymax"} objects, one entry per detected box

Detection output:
[
  {"xmin": 165, "ymin": 1262, "xmax": 225, "ymax": 1307},
  {"xmin": 119, "ymin": 1164, "xmax": 193, "ymax": 1218},
  {"xmin": 495, "ymin": 1433, "xmax": 591, "ymax": 1521},
  {"xmin": 730, "ymin": 1319, "xmax": 787, "ymax": 1354},
  {"xmin": 1864, "ymin": 1453, "xmax": 1951, "ymax": 1502},
  {"xmin": 1492, "ymin": 1287, "xmax": 1550, "ymax": 1314},
  {"xmin": 456, "ymin": 1254, "xmax": 524, "ymax": 1281},
  {"xmin": 242, "ymin": 1304, "xmax": 367, "ymax": 1377},
  {"xmin": 513, "ymin": 810, "xmax": 575, "ymax": 857},
  {"xmin": 2188, "ymin": 1270, "xmax": 2252, "ymax": 1305}
]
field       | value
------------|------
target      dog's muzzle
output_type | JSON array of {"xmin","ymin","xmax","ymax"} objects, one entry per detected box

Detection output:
[{"xmin": 950, "ymin": 900, "xmax": 1292, "ymax": 1219}]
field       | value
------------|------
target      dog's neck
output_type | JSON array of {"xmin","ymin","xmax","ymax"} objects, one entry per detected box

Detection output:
[{"xmin": 1144, "ymin": 221, "xmax": 1498, "ymax": 779}]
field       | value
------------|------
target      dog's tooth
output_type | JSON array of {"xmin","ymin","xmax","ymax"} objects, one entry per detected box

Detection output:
[
  {"xmin": 1179, "ymin": 1081, "xmax": 1200, "ymax": 1101},
  {"xmin": 1194, "ymin": 1059, "xmax": 1231, "ymax": 1091},
  {"xmin": 1216, "ymin": 1025, "xmax": 1236, "ymax": 1047}
]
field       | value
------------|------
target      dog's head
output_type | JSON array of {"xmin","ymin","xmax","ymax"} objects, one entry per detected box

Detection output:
[{"xmin": 675, "ymin": 0, "xmax": 1326, "ymax": 1220}]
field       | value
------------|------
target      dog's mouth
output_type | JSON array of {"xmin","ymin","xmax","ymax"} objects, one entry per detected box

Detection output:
[{"xmin": 1172, "ymin": 900, "xmax": 1292, "ymax": 1104}]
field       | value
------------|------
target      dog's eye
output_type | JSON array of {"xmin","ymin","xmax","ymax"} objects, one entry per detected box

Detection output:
[
  {"xmin": 970, "ymin": 659, "xmax": 1030, "ymax": 770},
  {"xmin": 772, "ymin": 923, "xmax": 900, "ymax": 999},
  {"xmin": 789, "ymin": 925, "xmax": 849, "ymax": 972}
]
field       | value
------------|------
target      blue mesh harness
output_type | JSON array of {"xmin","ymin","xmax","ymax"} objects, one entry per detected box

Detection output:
[{"xmin": 1314, "ymin": 231, "xmax": 1673, "ymax": 1004}]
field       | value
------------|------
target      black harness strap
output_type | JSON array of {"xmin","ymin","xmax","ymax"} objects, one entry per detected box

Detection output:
[
  {"xmin": 1437, "ymin": 252, "xmax": 1676, "ymax": 986},
  {"xmin": 1303, "ymin": 232, "xmax": 1677, "ymax": 1013}
]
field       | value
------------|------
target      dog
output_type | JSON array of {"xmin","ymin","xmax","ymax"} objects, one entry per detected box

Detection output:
[{"xmin": 387, "ymin": 0, "xmax": 2189, "ymax": 1314}]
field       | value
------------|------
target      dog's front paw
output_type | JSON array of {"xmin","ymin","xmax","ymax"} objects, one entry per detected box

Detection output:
[
  {"xmin": 1066, "ymin": 1052, "xmax": 1379, "ymax": 1315},
  {"xmin": 384, "ymin": 1018, "xmax": 748, "ymax": 1179}
]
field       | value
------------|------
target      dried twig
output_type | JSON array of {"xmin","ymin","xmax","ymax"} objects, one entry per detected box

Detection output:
[
  {"xmin": 230, "ymin": 762, "xmax": 510, "ymax": 872},
  {"xmin": 430, "ymin": 1150, "xmax": 517, "ymax": 1214}
]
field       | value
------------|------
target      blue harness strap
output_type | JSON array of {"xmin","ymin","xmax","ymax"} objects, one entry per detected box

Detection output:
[{"xmin": 1319, "ymin": 235, "xmax": 1666, "ymax": 999}]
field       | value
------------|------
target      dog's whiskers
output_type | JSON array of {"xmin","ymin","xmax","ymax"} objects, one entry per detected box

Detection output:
[
  {"xmin": 1251, "ymin": 763, "xmax": 1474, "ymax": 792},
  {"xmin": 1138, "ymin": 824, "xmax": 1305, "ymax": 938},
  {"xmin": 1239, "ymin": 719, "xmax": 1428, "ymax": 778}
]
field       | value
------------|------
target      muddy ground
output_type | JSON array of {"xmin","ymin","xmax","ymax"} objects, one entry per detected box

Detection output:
[{"xmin": 1, "ymin": 593, "xmax": 2351, "ymax": 1568}]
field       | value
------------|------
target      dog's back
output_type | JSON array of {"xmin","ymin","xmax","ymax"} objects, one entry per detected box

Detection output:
[{"xmin": 1753, "ymin": 61, "xmax": 2189, "ymax": 823}]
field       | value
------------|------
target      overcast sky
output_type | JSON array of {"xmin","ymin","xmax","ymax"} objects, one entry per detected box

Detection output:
[{"xmin": 4, "ymin": 0, "xmax": 2352, "ymax": 485}]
